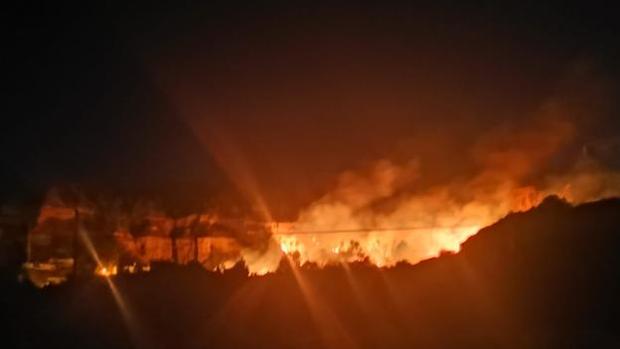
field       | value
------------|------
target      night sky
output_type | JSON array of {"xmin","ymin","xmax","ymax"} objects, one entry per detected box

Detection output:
[{"xmin": 4, "ymin": 2, "xmax": 620, "ymax": 217}]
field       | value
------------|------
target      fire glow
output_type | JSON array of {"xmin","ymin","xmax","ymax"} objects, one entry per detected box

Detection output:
[
  {"xmin": 24, "ymin": 118, "xmax": 620, "ymax": 280},
  {"xmin": 95, "ymin": 265, "xmax": 118, "ymax": 277},
  {"xmin": 237, "ymin": 117, "xmax": 620, "ymax": 274},
  {"xmin": 263, "ymin": 167, "xmax": 619, "ymax": 274},
  {"xmin": 26, "ymin": 157, "xmax": 620, "ymax": 281}
]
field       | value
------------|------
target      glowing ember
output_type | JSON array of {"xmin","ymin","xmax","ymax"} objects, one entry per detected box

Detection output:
[{"xmin": 95, "ymin": 265, "xmax": 118, "ymax": 277}]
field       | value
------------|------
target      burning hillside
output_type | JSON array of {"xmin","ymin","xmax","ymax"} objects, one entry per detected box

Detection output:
[
  {"xmin": 5, "ymin": 3, "xmax": 620, "ymax": 349},
  {"xmin": 24, "ymin": 135, "xmax": 620, "ymax": 286},
  {"xmin": 21, "ymin": 66, "xmax": 620, "ymax": 284},
  {"xmin": 256, "ymin": 121, "xmax": 606, "ymax": 271},
  {"xmin": 136, "ymin": 61, "xmax": 618, "ymax": 275},
  {"xmin": 275, "ymin": 163, "xmax": 620, "ymax": 269}
]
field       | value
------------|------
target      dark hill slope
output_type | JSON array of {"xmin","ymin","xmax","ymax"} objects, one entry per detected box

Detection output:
[{"xmin": 3, "ymin": 197, "xmax": 620, "ymax": 349}]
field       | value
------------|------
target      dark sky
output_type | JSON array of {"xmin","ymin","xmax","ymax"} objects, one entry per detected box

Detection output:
[{"xmin": 3, "ymin": 2, "xmax": 620, "ymax": 216}]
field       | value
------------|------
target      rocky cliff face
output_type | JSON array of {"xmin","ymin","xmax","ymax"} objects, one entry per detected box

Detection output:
[
  {"xmin": 113, "ymin": 229, "xmax": 242, "ymax": 270},
  {"xmin": 26, "ymin": 188, "xmax": 269, "ymax": 278}
]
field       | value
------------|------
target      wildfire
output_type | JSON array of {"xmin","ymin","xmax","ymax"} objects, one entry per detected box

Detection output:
[
  {"xmin": 25, "ymin": 122, "xmax": 620, "ymax": 282},
  {"xmin": 261, "ymin": 155, "xmax": 620, "ymax": 272},
  {"xmin": 273, "ymin": 224, "xmax": 484, "ymax": 268},
  {"xmin": 99, "ymin": 159, "xmax": 620, "ymax": 276}
]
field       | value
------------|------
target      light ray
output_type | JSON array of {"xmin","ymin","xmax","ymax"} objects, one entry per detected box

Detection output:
[
  {"xmin": 284, "ymin": 254, "xmax": 358, "ymax": 349},
  {"xmin": 77, "ymin": 226, "xmax": 145, "ymax": 347}
]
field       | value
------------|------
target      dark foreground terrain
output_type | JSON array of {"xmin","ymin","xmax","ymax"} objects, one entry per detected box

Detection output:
[{"xmin": 2, "ymin": 197, "xmax": 620, "ymax": 349}]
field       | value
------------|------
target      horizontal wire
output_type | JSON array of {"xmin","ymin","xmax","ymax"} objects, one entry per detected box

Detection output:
[{"xmin": 271, "ymin": 225, "xmax": 480, "ymax": 235}]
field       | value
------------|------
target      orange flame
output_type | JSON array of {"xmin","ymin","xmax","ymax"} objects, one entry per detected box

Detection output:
[
  {"xmin": 95, "ymin": 265, "xmax": 118, "ymax": 277},
  {"xmin": 258, "ymin": 157, "xmax": 620, "ymax": 273}
]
